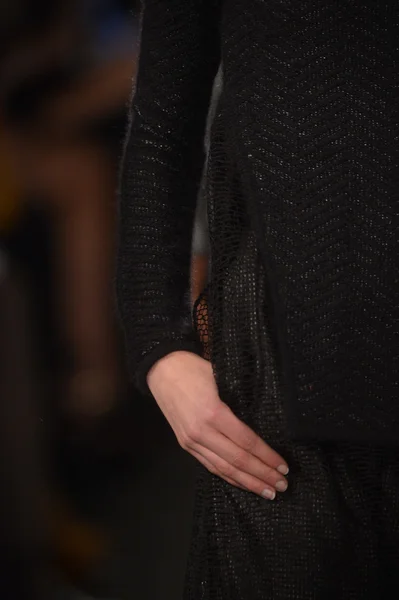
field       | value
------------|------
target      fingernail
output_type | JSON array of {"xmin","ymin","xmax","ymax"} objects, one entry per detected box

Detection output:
[
  {"xmin": 276, "ymin": 480, "xmax": 288, "ymax": 492},
  {"xmin": 277, "ymin": 464, "xmax": 289, "ymax": 475},
  {"xmin": 261, "ymin": 488, "xmax": 276, "ymax": 500}
]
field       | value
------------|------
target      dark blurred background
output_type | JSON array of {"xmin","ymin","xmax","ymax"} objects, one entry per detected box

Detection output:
[{"xmin": 0, "ymin": 2, "xmax": 209, "ymax": 598}]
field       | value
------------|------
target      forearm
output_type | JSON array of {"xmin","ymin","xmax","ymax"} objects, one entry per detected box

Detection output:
[{"xmin": 116, "ymin": 0, "xmax": 221, "ymax": 392}]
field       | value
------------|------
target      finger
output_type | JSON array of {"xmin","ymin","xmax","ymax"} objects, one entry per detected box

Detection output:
[
  {"xmin": 216, "ymin": 404, "xmax": 289, "ymax": 475},
  {"xmin": 194, "ymin": 445, "xmax": 277, "ymax": 500},
  {"xmin": 198, "ymin": 428, "xmax": 288, "ymax": 492},
  {"xmin": 190, "ymin": 449, "xmax": 247, "ymax": 491}
]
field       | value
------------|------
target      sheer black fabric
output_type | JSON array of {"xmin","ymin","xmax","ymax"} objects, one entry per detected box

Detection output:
[{"xmin": 117, "ymin": 2, "xmax": 399, "ymax": 597}]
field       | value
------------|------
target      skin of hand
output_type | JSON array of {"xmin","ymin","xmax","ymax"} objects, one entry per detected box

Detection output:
[{"xmin": 147, "ymin": 351, "xmax": 289, "ymax": 500}]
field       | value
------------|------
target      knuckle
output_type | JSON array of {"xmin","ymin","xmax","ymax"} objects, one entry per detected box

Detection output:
[
  {"xmin": 203, "ymin": 408, "xmax": 218, "ymax": 427},
  {"xmin": 185, "ymin": 422, "xmax": 202, "ymax": 444},
  {"xmin": 244, "ymin": 477, "xmax": 264, "ymax": 495},
  {"xmin": 240, "ymin": 432, "xmax": 257, "ymax": 453},
  {"xmin": 221, "ymin": 464, "xmax": 235, "ymax": 480},
  {"xmin": 263, "ymin": 465, "xmax": 278, "ymax": 484},
  {"xmin": 212, "ymin": 400, "xmax": 226, "ymax": 417},
  {"xmin": 254, "ymin": 482, "xmax": 267, "ymax": 496},
  {"xmin": 178, "ymin": 429, "xmax": 199, "ymax": 450},
  {"xmin": 177, "ymin": 433, "xmax": 190, "ymax": 450},
  {"xmin": 207, "ymin": 464, "xmax": 218, "ymax": 476},
  {"xmin": 204, "ymin": 401, "xmax": 223, "ymax": 426},
  {"xmin": 231, "ymin": 450, "xmax": 248, "ymax": 470},
  {"xmin": 259, "ymin": 464, "xmax": 274, "ymax": 480}
]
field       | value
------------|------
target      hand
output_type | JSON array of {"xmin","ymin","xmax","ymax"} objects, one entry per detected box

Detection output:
[{"xmin": 148, "ymin": 352, "xmax": 289, "ymax": 499}]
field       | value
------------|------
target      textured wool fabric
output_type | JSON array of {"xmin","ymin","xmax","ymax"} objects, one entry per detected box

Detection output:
[
  {"xmin": 189, "ymin": 232, "xmax": 399, "ymax": 599},
  {"xmin": 117, "ymin": 0, "xmax": 399, "ymax": 443},
  {"xmin": 117, "ymin": 1, "xmax": 399, "ymax": 597}
]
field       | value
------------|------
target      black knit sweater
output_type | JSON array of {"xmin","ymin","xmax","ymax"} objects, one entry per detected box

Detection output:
[{"xmin": 117, "ymin": 0, "xmax": 399, "ymax": 444}]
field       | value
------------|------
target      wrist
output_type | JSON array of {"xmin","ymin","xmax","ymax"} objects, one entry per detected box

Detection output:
[
  {"xmin": 147, "ymin": 350, "xmax": 192, "ymax": 388},
  {"xmin": 135, "ymin": 339, "xmax": 203, "ymax": 397}
]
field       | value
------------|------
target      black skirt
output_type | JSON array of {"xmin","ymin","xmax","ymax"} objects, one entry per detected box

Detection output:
[
  {"xmin": 185, "ymin": 438, "xmax": 399, "ymax": 600},
  {"xmin": 188, "ymin": 232, "xmax": 399, "ymax": 599}
]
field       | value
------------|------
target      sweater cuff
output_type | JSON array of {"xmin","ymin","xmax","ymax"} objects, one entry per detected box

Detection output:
[{"xmin": 135, "ymin": 338, "xmax": 204, "ymax": 397}]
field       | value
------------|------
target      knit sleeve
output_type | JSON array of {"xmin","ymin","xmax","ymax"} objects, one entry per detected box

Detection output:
[{"xmin": 116, "ymin": 0, "xmax": 221, "ymax": 394}]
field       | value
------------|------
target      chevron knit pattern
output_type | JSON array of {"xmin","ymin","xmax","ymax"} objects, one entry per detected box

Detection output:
[
  {"xmin": 206, "ymin": 0, "xmax": 399, "ymax": 443},
  {"xmin": 118, "ymin": 2, "xmax": 399, "ymax": 597}
]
